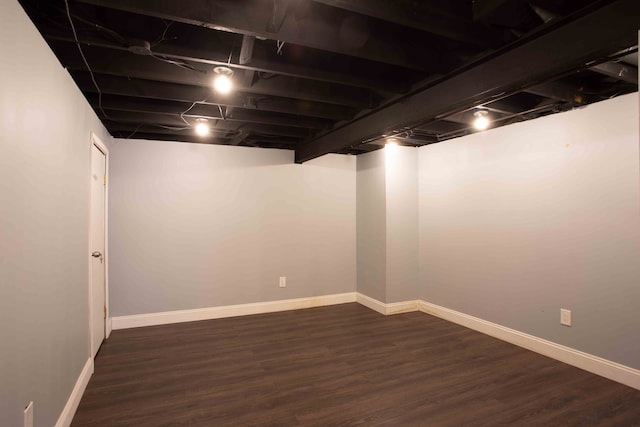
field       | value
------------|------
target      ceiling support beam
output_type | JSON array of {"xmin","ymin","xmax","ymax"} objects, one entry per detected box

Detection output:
[
  {"xmin": 524, "ymin": 81, "xmax": 586, "ymax": 103},
  {"xmin": 229, "ymin": 130, "xmax": 249, "ymax": 146},
  {"xmin": 230, "ymin": 35, "xmax": 258, "ymax": 117},
  {"xmin": 85, "ymin": 94, "xmax": 332, "ymax": 129},
  {"xmin": 71, "ymin": 72, "xmax": 357, "ymax": 121},
  {"xmin": 295, "ymin": 0, "xmax": 639, "ymax": 163},
  {"xmin": 99, "ymin": 110, "xmax": 313, "ymax": 138},
  {"xmin": 74, "ymin": 0, "xmax": 446, "ymax": 72},
  {"xmin": 590, "ymin": 61, "xmax": 638, "ymax": 85},
  {"xmin": 266, "ymin": 0, "xmax": 292, "ymax": 33},
  {"xmin": 51, "ymin": 40, "xmax": 375, "ymax": 108},
  {"xmin": 44, "ymin": 29, "xmax": 405, "ymax": 93},
  {"xmin": 472, "ymin": 0, "xmax": 529, "ymax": 22},
  {"xmin": 239, "ymin": 35, "xmax": 256, "ymax": 87},
  {"xmin": 311, "ymin": 0, "xmax": 504, "ymax": 49}
]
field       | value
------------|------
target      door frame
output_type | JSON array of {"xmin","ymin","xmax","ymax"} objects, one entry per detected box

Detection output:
[{"xmin": 88, "ymin": 132, "xmax": 110, "ymax": 360}]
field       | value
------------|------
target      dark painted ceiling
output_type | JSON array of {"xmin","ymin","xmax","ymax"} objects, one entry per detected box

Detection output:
[{"xmin": 19, "ymin": 0, "xmax": 639, "ymax": 162}]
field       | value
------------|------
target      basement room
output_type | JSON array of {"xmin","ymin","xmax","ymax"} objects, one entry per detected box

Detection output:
[{"xmin": 1, "ymin": 0, "xmax": 639, "ymax": 425}]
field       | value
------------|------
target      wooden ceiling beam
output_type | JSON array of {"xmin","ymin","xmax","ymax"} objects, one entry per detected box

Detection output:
[
  {"xmin": 74, "ymin": 0, "xmax": 447, "ymax": 72},
  {"xmin": 85, "ymin": 93, "xmax": 333, "ymax": 130},
  {"xmin": 295, "ymin": 0, "xmax": 639, "ymax": 162},
  {"xmin": 50, "ymin": 40, "xmax": 374, "ymax": 108},
  {"xmin": 72, "ymin": 72, "xmax": 357, "ymax": 121},
  {"xmin": 311, "ymin": 0, "xmax": 504, "ymax": 49},
  {"xmin": 43, "ymin": 27, "xmax": 405, "ymax": 94},
  {"xmin": 100, "ymin": 110, "xmax": 314, "ymax": 139}
]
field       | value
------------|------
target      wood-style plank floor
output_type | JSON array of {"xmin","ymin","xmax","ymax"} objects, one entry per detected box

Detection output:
[{"xmin": 72, "ymin": 303, "xmax": 640, "ymax": 426}]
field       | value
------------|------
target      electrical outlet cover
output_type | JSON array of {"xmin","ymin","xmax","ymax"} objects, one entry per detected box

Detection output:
[{"xmin": 560, "ymin": 309, "xmax": 571, "ymax": 326}]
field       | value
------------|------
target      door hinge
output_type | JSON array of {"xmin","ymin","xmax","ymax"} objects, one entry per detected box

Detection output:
[
  {"xmin": 104, "ymin": 306, "xmax": 107, "ymax": 318},
  {"xmin": 103, "ymin": 175, "xmax": 107, "ymax": 186}
]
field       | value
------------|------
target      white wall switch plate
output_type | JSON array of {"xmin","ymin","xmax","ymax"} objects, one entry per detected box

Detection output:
[
  {"xmin": 279, "ymin": 277, "xmax": 286, "ymax": 288},
  {"xmin": 560, "ymin": 309, "xmax": 571, "ymax": 326}
]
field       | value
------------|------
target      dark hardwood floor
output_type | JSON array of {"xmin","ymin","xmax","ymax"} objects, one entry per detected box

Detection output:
[{"xmin": 72, "ymin": 303, "xmax": 640, "ymax": 426}]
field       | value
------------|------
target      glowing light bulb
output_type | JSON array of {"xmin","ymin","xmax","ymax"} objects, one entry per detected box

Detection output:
[
  {"xmin": 195, "ymin": 121, "xmax": 210, "ymax": 137},
  {"xmin": 213, "ymin": 74, "xmax": 232, "ymax": 94},
  {"xmin": 473, "ymin": 110, "xmax": 490, "ymax": 131}
]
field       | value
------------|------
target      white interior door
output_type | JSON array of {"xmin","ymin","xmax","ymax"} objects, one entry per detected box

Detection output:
[{"xmin": 90, "ymin": 144, "xmax": 106, "ymax": 358}]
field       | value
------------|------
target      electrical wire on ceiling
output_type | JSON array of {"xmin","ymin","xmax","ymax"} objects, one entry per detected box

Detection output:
[
  {"xmin": 65, "ymin": 11, "xmax": 209, "ymax": 74},
  {"xmin": 70, "ymin": 13, "xmax": 127, "ymax": 45},
  {"xmin": 179, "ymin": 97, "xmax": 213, "ymax": 128},
  {"xmin": 154, "ymin": 124, "xmax": 193, "ymax": 131},
  {"xmin": 180, "ymin": 100, "xmax": 201, "ymax": 126},
  {"xmin": 149, "ymin": 53, "xmax": 207, "ymax": 73},
  {"xmin": 125, "ymin": 123, "xmax": 143, "ymax": 139},
  {"xmin": 152, "ymin": 21, "xmax": 176, "ymax": 47},
  {"xmin": 125, "ymin": 121, "xmax": 197, "ymax": 140},
  {"xmin": 63, "ymin": 0, "xmax": 109, "ymax": 119}
]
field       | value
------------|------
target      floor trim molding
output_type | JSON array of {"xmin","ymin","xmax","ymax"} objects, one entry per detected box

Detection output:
[
  {"xmin": 112, "ymin": 292, "xmax": 357, "ymax": 330},
  {"xmin": 109, "ymin": 292, "xmax": 639, "ymax": 391},
  {"xmin": 55, "ymin": 357, "xmax": 93, "ymax": 427},
  {"xmin": 355, "ymin": 293, "xmax": 419, "ymax": 315},
  {"xmin": 419, "ymin": 300, "xmax": 640, "ymax": 391}
]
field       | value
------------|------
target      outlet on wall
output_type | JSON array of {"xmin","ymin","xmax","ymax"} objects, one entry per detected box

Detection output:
[
  {"xmin": 279, "ymin": 276, "xmax": 286, "ymax": 288},
  {"xmin": 560, "ymin": 309, "xmax": 572, "ymax": 326},
  {"xmin": 24, "ymin": 401, "xmax": 33, "ymax": 427}
]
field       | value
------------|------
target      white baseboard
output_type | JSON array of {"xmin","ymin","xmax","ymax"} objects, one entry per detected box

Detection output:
[
  {"xmin": 108, "ymin": 292, "xmax": 639, "ymax": 391},
  {"xmin": 112, "ymin": 292, "xmax": 357, "ymax": 330},
  {"xmin": 356, "ymin": 293, "xmax": 419, "ymax": 315},
  {"xmin": 105, "ymin": 316, "xmax": 112, "ymax": 339},
  {"xmin": 55, "ymin": 357, "xmax": 93, "ymax": 427},
  {"xmin": 419, "ymin": 301, "xmax": 640, "ymax": 391}
]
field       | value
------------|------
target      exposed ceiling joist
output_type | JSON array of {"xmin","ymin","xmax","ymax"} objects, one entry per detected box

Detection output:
[
  {"xmin": 590, "ymin": 61, "xmax": 638, "ymax": 85},
  {"xmin": 86, "ymin": 94, "xmax": 332, "ymax": 130},
  {"xmin": 74, "ymin": 0, "xmax": 449, "ymax": 72},
  {"xmin": 43, "ymin": 26, "xmax": 406, "ymax": 93},
  {"xmin": 295, "ymin": 0, "xmax": 639, "ymax": 163},
  {"xmin": 110, "ymin": 131, "xmax": 232, "ymax": 144},
  {"xmin": 524, "ymin": 80, "xmax": 586, "ymax": 102},
  {"xmin": 71, "ymin": 72, "xmax": 358, "ymax": 121},
  {"xmin": 311, "ymin": 0, "xmax": 505, "ymax": 49},
  {"xmin": 229, "ymin": 130, "xmax": 249, "ymax": 146},
  {"xmin": 105, "ymin": 121, "xmax": 231, "ymax": 138},
  {"xmin": 100, "ymin": 110, "xmax": 312, "ymax": 139},
  {"xmin": 51, "ymin": 40, "xmax": 375, "ymax": 108}
]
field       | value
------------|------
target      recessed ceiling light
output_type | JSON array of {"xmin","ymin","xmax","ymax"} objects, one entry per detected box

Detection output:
[
  {"xmin": 213, "ymin": 66, "xmax": 234, "ymax": 94},
  {"xmin": 473, "ymin": 110, "xmax": 490, "ymax": 131}
]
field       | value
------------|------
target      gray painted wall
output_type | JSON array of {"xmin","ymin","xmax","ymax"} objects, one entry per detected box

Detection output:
[
  {"xmin": 385, "ymin": 146, "xmax": 419, "ymax": 303},
  {"xmin": 356, "ymin": 150, "xmax": 387, "ymax": 302},
  {"xmin": 0, "ymin": 1, "xmax": 112, "ymax": 425},
  {"xmin": 356, "ymin": 146, "xmax": 420, "ymax": 303},
  {"xmin": 419, "ymin": 93, "xmax": 640, "ymax": 369},
  {"xmin": 107, "ymin": 139, "xmax": 356, "ymax": 316}
]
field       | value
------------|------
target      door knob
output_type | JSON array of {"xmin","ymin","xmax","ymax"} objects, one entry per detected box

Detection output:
[{"xmin": 91, "ymin": 251, "xmax": 102, "ymax": 258}]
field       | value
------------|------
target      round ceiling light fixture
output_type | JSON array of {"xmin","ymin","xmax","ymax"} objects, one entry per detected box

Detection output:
[
  {"xmin": 194, "ymin": 119, "xmax": 210, "ymax": 137},
  {"xmin": 212, "ymin": 66, "xmax": 234, "ymax": 94},
  {"xmin": 473, "ymin": 110, "xmax": 490, "ymax": 131}
]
